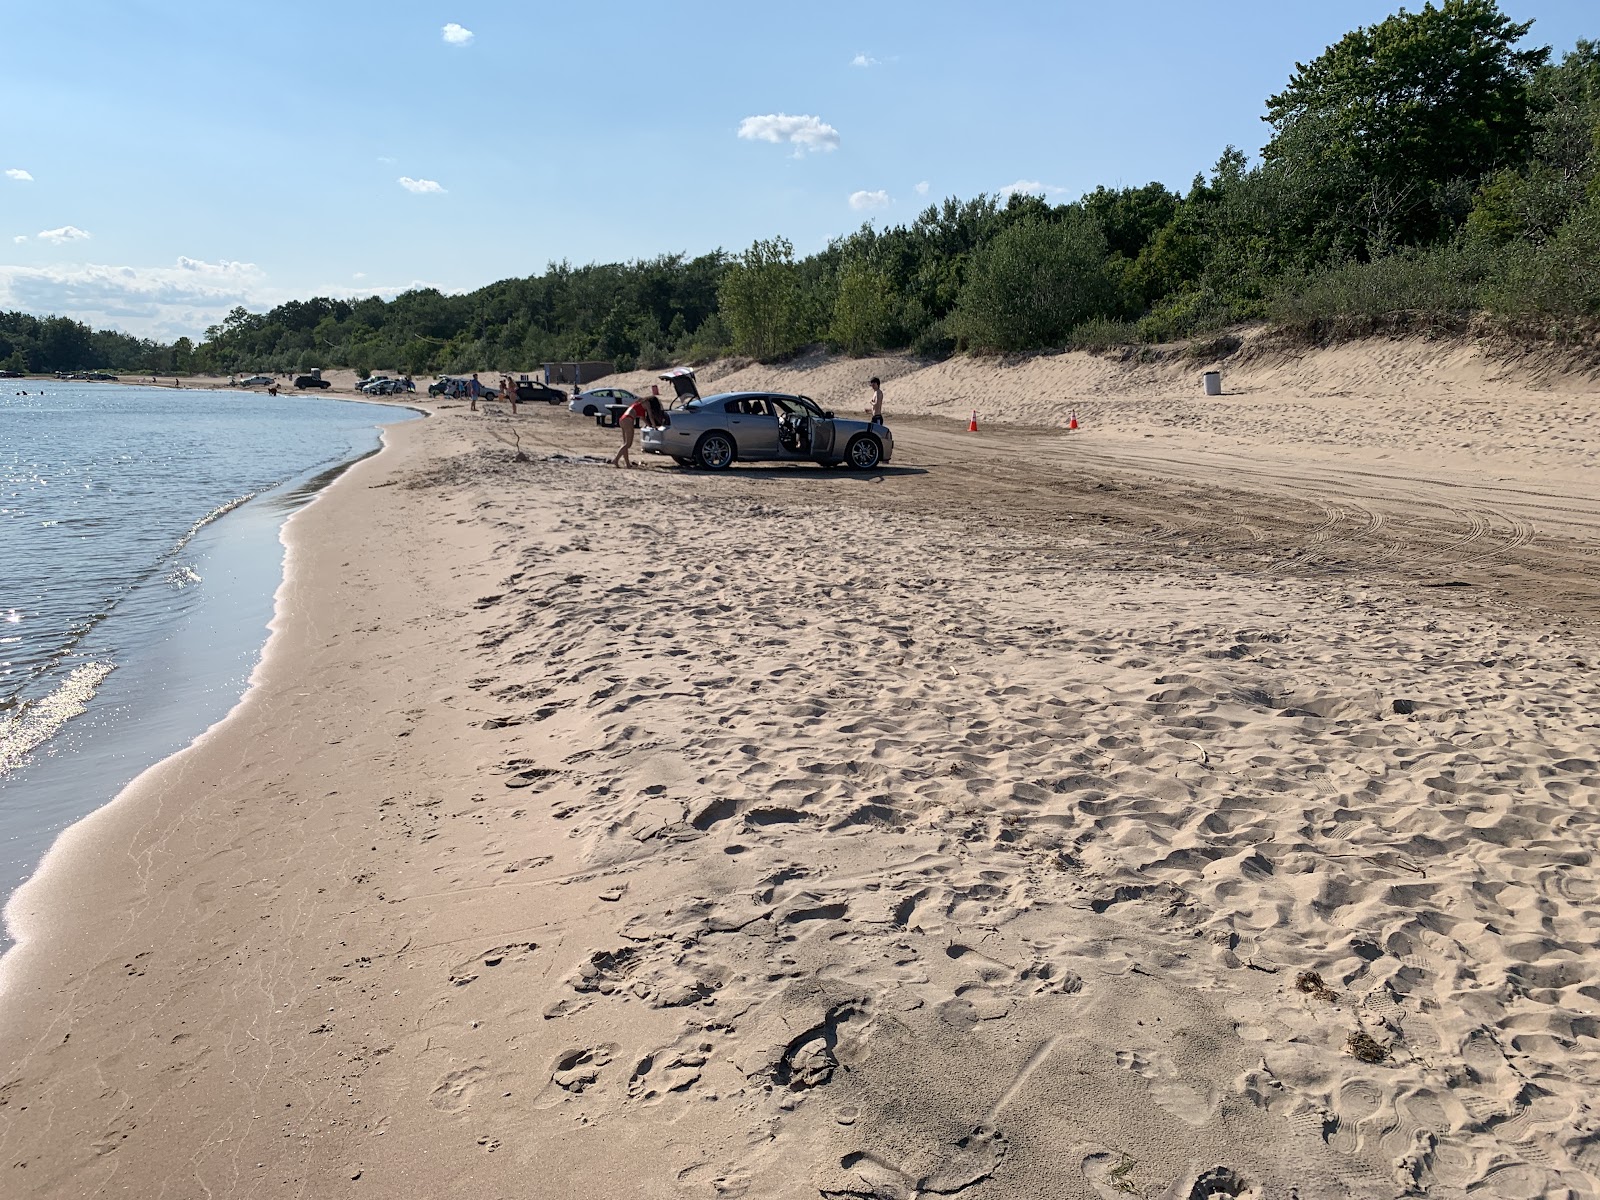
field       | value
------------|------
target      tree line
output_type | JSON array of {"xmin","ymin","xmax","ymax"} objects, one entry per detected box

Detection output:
[{"xmin": 10, "ymin": 2, "xmax": 1598, "ymax": 377}]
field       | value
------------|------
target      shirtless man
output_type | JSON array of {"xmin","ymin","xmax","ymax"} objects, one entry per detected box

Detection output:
[{"xmin": 867, "ymin": 376, "xmax": 884, "ymax": 425}]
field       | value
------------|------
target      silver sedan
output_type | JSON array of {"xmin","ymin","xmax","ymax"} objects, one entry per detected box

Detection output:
[{"xmin": 640, "ymin": 391, "xmax": 893, "ymax": 470}]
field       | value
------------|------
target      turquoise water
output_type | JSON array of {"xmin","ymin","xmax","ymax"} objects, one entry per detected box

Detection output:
[{"xmin": 0, "ymin": 382, "xmax": 414, "ymax": 927}]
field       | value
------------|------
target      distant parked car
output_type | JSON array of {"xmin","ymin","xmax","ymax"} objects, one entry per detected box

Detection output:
[
  {"xmin": 569, "ymin": 386, "xmax": 638, "ymax": 418},
  {"xmin": 362, "ymin": 379, "xmax": 409, "ymax": 395},
  {"xmin": 641, "ymin": 390, "xmax": 892, "ymax": 470},
  {"xmin": 238, "ymin": 374, "xmax": 274, "ymax": 387},
  {"xmin": 0, "ymin": 369, "xmax": 23, "ymax": 378},
  {"xmin": 294, "ymin": 374, "xmax": 332, "ymax": 389},
  {"xmin": 427, "ymin": 376, "xmax": 501, "ymax": 400},
  {"xmin": 513, "ymin": 379, "xmax": 567, "ymax": 405}
]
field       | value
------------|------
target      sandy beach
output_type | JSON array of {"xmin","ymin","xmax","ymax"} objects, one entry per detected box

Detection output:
[{"xmin": 3, "ymin": 336, "xmax": 1599, "ymax": 1198}]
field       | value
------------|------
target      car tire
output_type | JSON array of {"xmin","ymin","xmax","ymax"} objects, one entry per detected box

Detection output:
[
  {"xmin": 693, "ymin": 432, "xmax": 736, "ymax": 471},
  {"xmin": 581, "ymin": 405, "xmax": 598, "ymax": 416},
  {"xmin": 845, "ymin": 434, "xmax": 883, "ymax": 470}
]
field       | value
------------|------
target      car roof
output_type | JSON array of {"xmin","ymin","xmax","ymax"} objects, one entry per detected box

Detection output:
[{"xmin": 697, "ymin": 390, "xmax": 803, "ymax": 403}]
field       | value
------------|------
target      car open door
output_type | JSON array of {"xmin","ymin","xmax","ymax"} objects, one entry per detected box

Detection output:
[{"xmin": 799, "ymin": 396, "xmax": 836, "ymax": 459}]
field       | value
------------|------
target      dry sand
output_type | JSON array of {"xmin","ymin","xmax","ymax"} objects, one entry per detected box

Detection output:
[{"xmin": 2, "ymin": 336, "xmax": 1599, "ymax": 1198}]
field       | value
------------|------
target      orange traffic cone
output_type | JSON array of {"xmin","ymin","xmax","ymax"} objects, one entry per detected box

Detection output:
[
  {"xmin": 967, "ymin": 410, "xmax": 978, "ymax": 432},
  {"xmin": 1068, "ymin": 410, "xmax": 1079, "ymax": 431}
]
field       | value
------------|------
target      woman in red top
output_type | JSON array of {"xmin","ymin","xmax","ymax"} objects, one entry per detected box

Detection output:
[{"xmin": 612, "ymin": 395, "xmax": 652, "ymax": 468}]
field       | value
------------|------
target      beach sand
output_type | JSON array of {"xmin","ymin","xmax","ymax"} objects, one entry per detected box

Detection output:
[{"xmin": 3, "ymin": 337, "xmax": 1599, "ymax": 1198}]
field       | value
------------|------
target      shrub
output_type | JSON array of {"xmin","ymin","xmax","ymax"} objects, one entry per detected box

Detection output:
[
  {"xmin": 1265, "ymin": 241, "xmax": 1496, "ymax": 326},
  {"xmin": 949, "ymin": 216, "xmax": 1114, "ymax": 351},
  {"xmin": 1483, "ymin": 196, "xmax": 1600, "ymax": 316},
  {"xmin": 1063, "ymin": 318, "xmax": 1141, "ymax": 351}
]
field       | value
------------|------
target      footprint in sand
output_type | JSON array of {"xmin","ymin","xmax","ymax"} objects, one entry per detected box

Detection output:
[
  {"xmin": 627, "ymin": 1039, "xmax": 714, "ymax": 1103},
  {"xmin": 1115, "ymin": 1049, "xmax": 1220, "ymax": 1127},
  {"xmin": 534, "ymin": 1044, "xmax": 619, "ymax": 1108},
  {"xmin": 429, "ymin": 1065, "xmax": 485, "ymax": 1114}
]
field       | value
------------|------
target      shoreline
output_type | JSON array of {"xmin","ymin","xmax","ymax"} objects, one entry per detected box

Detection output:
[{"xmin": 0, "ymin": 408, "xmax": 422, "ymax": 972}]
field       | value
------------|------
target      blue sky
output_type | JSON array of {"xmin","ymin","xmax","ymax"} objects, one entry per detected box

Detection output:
[{"xmin": 1, "ymin": 0, "xmax": 1592, "ymax": 339}]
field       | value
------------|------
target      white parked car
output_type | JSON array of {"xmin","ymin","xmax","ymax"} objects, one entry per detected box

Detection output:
[{"xmin": 569, "ymin": 386, "xmax": 639, "ymax": 418}]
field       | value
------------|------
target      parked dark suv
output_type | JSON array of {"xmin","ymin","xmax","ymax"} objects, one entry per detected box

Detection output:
[{"xmin": 294, "ymin": 374, "xmax": 332, "ymax": 389}]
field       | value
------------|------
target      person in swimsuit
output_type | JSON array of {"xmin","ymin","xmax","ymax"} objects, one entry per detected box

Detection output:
[
  {"xmin": 612, "ymin": 396, "xmax": 651, "ymax": 468},
  {"xmin": 867, "ymin": 376, "xmax": 884, "ymax": 425}
]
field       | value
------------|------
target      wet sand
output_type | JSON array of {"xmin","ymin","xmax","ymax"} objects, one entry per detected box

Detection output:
[{"xmin": 2, "ymin": 339, "xmax": 1599, "ymax": 1198}]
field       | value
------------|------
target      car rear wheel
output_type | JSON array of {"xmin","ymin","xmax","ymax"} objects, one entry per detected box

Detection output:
[
  {"xmin": 581, "ymin": 404, "xmax": 598, "ymax": 416},
  {"xmin": 845, "ymin": 434, "xmax": 882, "ymax": 470},
  {"xmin": 693, "ymin": 432, "xmax": 736, "ymax": 471}
]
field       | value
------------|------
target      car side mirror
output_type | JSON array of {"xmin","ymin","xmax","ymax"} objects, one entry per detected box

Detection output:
[{"xmin": 824, "ymin": 410, "xmax": 835, "ymax": 419}]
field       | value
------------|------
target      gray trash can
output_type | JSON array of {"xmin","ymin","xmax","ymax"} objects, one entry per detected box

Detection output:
[{"xmin": 1203, "ymin": 371, "xmax": 1222, "ymax": 396}]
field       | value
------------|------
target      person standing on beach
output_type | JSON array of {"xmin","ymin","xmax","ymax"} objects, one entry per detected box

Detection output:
[
  {"xmin": 614, "ymin": 396, "xmax": 659, "ymax": 467},
  {"xmin": 468, "ymin": 372, "xmax": 483, "ymax": 412},
  {"xmin": 867, "ymin": 376, "xmax": 884, "ymax": 425}
]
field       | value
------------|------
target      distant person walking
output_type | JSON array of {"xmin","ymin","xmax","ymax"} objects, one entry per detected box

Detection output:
[
  {"xmin": 468, "ymin": 372, "xmax": 483, "ymax": 412},
  {"xmin": 867, "ymin": 376, "xmax": 884, "ymax": 425}
]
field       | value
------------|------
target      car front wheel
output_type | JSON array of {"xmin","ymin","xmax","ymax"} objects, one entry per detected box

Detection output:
[
  {"xmin": 693, "ymin": 432, "xmax": 736, "ymax": 470},
  {"xmin": 845, "ymin": 434, "xmax": 883, "ymax": 470}
]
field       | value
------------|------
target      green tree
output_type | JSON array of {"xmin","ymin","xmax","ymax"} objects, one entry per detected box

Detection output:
[
  {"xmin": 950, "ymin": 216, "xmax": 1114, "ymax": 351},
  {"xmin": 1468, "ymin": 40, "xmax": 1600, "ymax": 243},
  {"xmin": 829, "ymin": 260, "xmax": 895, "ymax": 355},
  {"xmin": 1263, "ymin": 0, "xmax": 1548, "ymax": 251},
  {"xmin": 718, "ymin": 236, "xmax": 804, "ymax": 359}
]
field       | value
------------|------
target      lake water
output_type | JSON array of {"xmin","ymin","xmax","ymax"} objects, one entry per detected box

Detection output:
[{"xmin": 0, "ymin": 381, "xmax": 414, "ymax": 938}]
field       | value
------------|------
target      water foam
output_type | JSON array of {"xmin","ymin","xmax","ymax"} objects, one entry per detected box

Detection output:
[{"xmin": 0, "ymin": 661, "xmax": 117, "ymax": 775}]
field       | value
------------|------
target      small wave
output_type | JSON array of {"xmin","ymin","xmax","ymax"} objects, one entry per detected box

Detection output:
[
  {"xmin": 1, "ymin": 490, "xmax": 264, "ymax": 703},
  {"xmin": 174, "ymin": 494, "xmax": 259, "ymax": 555},
  {"xmin": 0, "ymin": 660, "xmax": 116, "ymax": 775},
  {"xmin": 167, "ymin": 564, "xmax": 202, "ymax": 589}
]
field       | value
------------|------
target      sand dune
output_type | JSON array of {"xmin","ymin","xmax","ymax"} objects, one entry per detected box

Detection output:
[{"xmin": 3, "ymin": 338, "xmax": 1599, "ymax": 1198}]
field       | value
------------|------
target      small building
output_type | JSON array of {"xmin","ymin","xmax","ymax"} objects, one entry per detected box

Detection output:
[{"xmin": 541, "ymin": 360, "xmax": 615, "ymax": 388}]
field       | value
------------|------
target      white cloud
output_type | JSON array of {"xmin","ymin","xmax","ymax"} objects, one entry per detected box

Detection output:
[
  {"xmin": 848, "ymin": 189, "xmax": 890, "ymax": 211},
  {"xmin": 0, "ymin": 257, "xmax": 266, "ymax": 339},
  {"xmin": 850, "ymin": 53, "xmax": 878, "ymax": 68},
  {"xmin": 914, "ymin": 180, "xmax": 930, "ymax": 196},
  {"xmin": 353, "ymin": 271, "xmax": 366, "ymax": 279},
  {"xmin": 5, "ymin": 169, "xmax": 33, "ymax": 182},
  {"xmin": 376, "ymin": 155, "xmax": 397, "ymax": 165},
  {"xmin": 737, "ymin": 113, "xmax": 840, "ymax": 153},
  {"xmin": 0, "ymin": 257, "xmax": 446, "ymax": 340},
  {"xmin": 398, "ymin": 176, "xmax": 445, "ymax": 194},
  {"xmin": 37, "ymin": 226, "xmax": 91, "ymax": 244},
  {"xmin": 442, "ymin": 22, "xmax": 473, "ymax": 46},
  {"xmin": 13, "ymin": 235, "xmax": 27, "ymax": 244},
  {"xmin": 998, "ymin": 179, "xmax": 1069, "ymax": 199}
]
